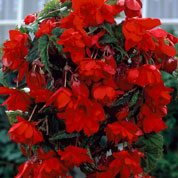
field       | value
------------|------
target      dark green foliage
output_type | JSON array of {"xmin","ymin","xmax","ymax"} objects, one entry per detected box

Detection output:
[
  {"xmin": 49, "ymin": 131, "xmax": 79, "ymax": 141},
  {"xmin": 0, "ymin": 68, "xmax": 8, "ymax": 87},
  {"xmin": 99, "ymin": 34, "xmax": 118, "ymax": 43},
  {"xmin": 0, "ymin": 119, "xmax": 26, "ymax": 178},
  {"xmin": 26, "ymin": 37, "xmax": 39, "ymax": 63},
  {"xmin": 38, "ymin": 34, "xmax": 51, "ymax": 73}
]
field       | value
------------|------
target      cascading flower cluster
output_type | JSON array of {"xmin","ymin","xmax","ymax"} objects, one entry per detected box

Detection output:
[{"xmin": 0, "ymin": 0, "xmax": 177, "ymax": 178}]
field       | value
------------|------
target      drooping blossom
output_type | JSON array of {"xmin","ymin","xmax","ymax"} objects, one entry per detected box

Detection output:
[
  {"xmin": 24, "ymin": 14, "xmax": 36, "ymax": 25},
  {"xmin": 0, "ymin": 87, "xmax": 32, "ymax": 112},
  {"xmin": 79, "ymin": 58, "xmax": 116, "ymax": 84},
  {"xmin": 2, "ymin": 30, "xmax": 29, "ymax": 81},
  {"xmin": 123, "ymin": 18, "xmax": 161, "ymax": 51},
  {"xmin": 105, "ymin": 121, "xmax": 142, "ymax": 145},
  {"xmin": 58, "ymin": 146, "xmax": 93, "ymax": 169},
  {"xmin": 139, "ymin": 104, "xmax": 168, "ymax": 133},
  {"xmin": 109, "ymin": 150, "xmax": 143, "ymax": 178},
  {"xmin": 36, "ymin": 18, "xmax": 58, "ymax": 38},
  {"xmin": 30, "ymin": 89, "xmax": 53, "ymax": 103},
  {"xmin": 8, "ymin": 116, "xmax": 44, "ymax": 145},
  {"xmin": 46, "ymin": 87, "xmax": 72, "ymax": 111},
  {"xmin": 127, "ymin": 64, "xmax": 162, "ymax": 87},
  {"xmin": 57, "ymin": 28, "xmax": 91, "ymax": 63},
  {"xmin": 58, "ymin": 98, "xmax": 105, "ymax": 136},
  {"xmin": 117, "ymin": 0, "xmax": 142, "ymax": 18}
]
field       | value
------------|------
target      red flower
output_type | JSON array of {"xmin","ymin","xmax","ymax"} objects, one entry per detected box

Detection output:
[
  {"xmin": 117, "ymin": 0, "xmax": 142, "ymax": 18},
  {"xmin": 30, "ymin": 89, "xmax": 53, "ymax": 103},
  {"xmin": 139, "ymin": 104, "xmax": 168, "ymax": 133},
  {"xmin": 24, "ymin": 14, "xmax": 36, "ymax": 25},
  {"xmin": 127, "ymin": 64, "xmax": 162, "ymax": 87},
  {"xmin": 149, "ymin": 28, "xmax": 178, "ymax": 56},
  {"xmin": 26, "ymin": 70, "xmax": 46, "ymax": 90},
  {"xmin": 46, "ymin": 87, "xmax": 72, "ymax": 111},
  {"xmin": 58, "ymin": 98, "xmax": 105, "ymax": 136},
  {"xmin": 8, "ymin": 116, "xmax": 44, "ymax": 145},
  {"xmin": 116, "ymin": 107, "xmax": 129, "ymax": 121},
  {"xmin": 92, "ymin": 84, "xmax": 120, "ymax": 104},
  {"xmin": 15, "ymin": 160, "xmax": 41, "ymax": 178},
  {"xmin": 0, "ymin": 87, "xmax": 32, "ymax": 112},
  {"xmin": 38, "ymin": 150, "xmax": 68, "ymax": 178},
  {"xmin": 72, "ymin": 80, "xmax": 89, "ymax": 99},
  {"xmin": 71, "ymin": 0, "xmax": 123, "ymax": 27},
  {"xmin": 58, "ymin": 146, "xmax": 93, "ymax": 169},
  {"xmin": 123, "ymin": 18, "xmax": 161, "ymax": 51},
  {"xmin": 2, "ymin": 30, "xmax": 29, "ymax": 81},
  {"xmin": 57, "ymin": 28, "xmax": 91, "ymax": 64},
  {"xmin": 35, "ymin": 18, "xmax": 58, "ymax": 38},
  {"xmin": 79, "ymin": 58, "xmax": 116, "ymax": 84},
  {"xmin": 144, "ymin": 82, "xmax": 173, "ymax": 107},
  {"xmin": 109, "ymin": 150, "xmax": 143, "ymax": 178},
  {"xmin": 105, "ymin": 121, "xmax": 142, "ymax": 145}
]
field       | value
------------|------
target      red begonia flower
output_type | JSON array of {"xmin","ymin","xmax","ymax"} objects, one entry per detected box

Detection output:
[
  {"xmin": 26, "ymin": 70, "xmax": 46, "ymax": 90},
  {"xmin": 24, "ymin": 14, "xmax": 36, "ymax": 25},
  {"xmin": 127, "ymin": 64, "xmax": 162, "ymax": 87},
  {"xmin": 79, "ymin": 58, "xmax": 116, "ymax": 84},
  {"xmin": 149, "ymin": 28, "xmax": 178, "ymax": 56},
  {"xmin": 2, "ymin": 30, "xmax": 29, "ymax": 81},
  {"xmin": 8, "ymin": 116, "xmax": 44, "ymax": 145},
  {"xmin": 0, "ymin": 87, "xmax": 32, "ymax": 112},
  {"xmin": 72, "ymin": 80, "xmax": 89, "ymax": 99},
  {"xmin": 37, "ymin": 150, "xmax": 68, "ymax": 178},
  {"xmin": 30, "ymin": 89, "xmax": 53, "ymax": 103},
  {"xmin": 58, "ymin": 146, "xmax": 93, "ymax": 169},
  {"xmin": 72, "ymin": 0, "xmax": 123, "ymax": 27},
  {"xmin": 57, "ymin": 28, "xmax": 91, "ymax": 64},
  {"xmin": 105, "ymin": 121, "xmax": 142, "ymax": 145},
  {"xmin": 116, "ymin": 107, "xmax": 129, "ymax": 121},
  {"xmin": 92, "ymin": 84, "xmax": 120, "ymax": 104},
  {"xmin": 144, "ymin": 82, "xmax": 173, "ymax": 107},
  {"xmin": 123, "ymin": 18, "xmax": 161, "ymax": 51},
  {"xmin": 117, "ymin": 0, "xmax": 142, "ymax": 18},
  {"xmin": 35, "ymin": 18, "xmax": 58, "ymax": 38},
  {"xmin": 139, "ymin": 104, "xmax": 168, "ymax": 133},
  {"xmin": 46, "ymin": 87, "xmax": 72, "ymax": 111},
  {"xmin": 109, "ymin": 150, "xmax": 143, "ymax": 178},
  {"xmin": 15, "ymin": 160, "xmax": 41, "ymax": 178},
  {"xmin": 58, "ymin": 98, "xmax": 105, "ymax": 136}
]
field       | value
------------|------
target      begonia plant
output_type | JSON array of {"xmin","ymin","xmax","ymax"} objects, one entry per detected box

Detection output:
[{"xmin": 0, "ymin": 0, "xmax": 178, "ymax": 177}]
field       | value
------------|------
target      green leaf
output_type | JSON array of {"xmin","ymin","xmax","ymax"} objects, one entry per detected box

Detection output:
[
  {"xmin": 101, "ymin": 22, "xmax": 114, "ymax": 36},
  {"xmin": 52, "ymin": 27, "xmax": 65, "ymax": 37},
  {"xmin": 0, "ymin": 47, "xmax": 4, "ymax": 59},
  {"xmin": 99, "ymin": 34, "xmax": 118, "ymax": 44},
  {"xmin": 26, "ymin": 38, "xmax": 39, "ymax": 63},
  {"xmin": 50, "ymin": 35, "xmax": 66, "ymax": 58},
  {"xmin": 110, "ymin": 94, "xmax": 131, "ymax": 107},
  {"xmin": 0, "ymin": 68, "xmax": 8, "ymax": 87},
  {"xmin": 129, "ymin": 90, "xmax": 140, "ymax": 107},
  {"xmin": 105, "ymin": 0, "xmax": 117, "ymax": 5},
  {"xmin": 19, "ymin": 21, "xmax": 39, "ymax": 34},
  {"xmin": 61, "ymin": 1, "xmax": 72, "ymax": 8},
  {"xmin": 144, "ymin": 133, "xmax": 164, "ymax": 173},
  {"xmin": 39, "ymin": 0, "xmax": 61, "ymax": 18},
  {"xmin": 88, "ymin": 26, "xmax": 98, "ymax": 34},
  {"xmin": 110, "ymin": 88, "xmax": 137, "ymax": 107},
  {"xmin": 49, "ymin": 131, "xmax": 79, "ymax": 141},
  {"xmin": 38, "ymin": 34, "xmax": 51, "ymax": 73}
]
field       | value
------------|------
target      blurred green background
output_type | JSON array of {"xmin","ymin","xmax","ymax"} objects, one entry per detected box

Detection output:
[{"xmin": 0, "ymin": 29, "xmax": 178, "ymax": 178}]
